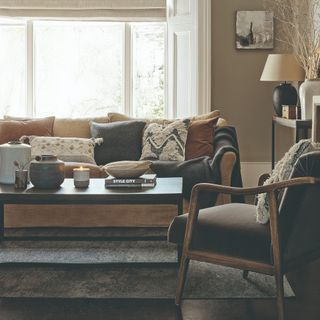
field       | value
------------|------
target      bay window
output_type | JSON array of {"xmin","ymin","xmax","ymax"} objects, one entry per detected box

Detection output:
[{"xmin": 0, "ymin": 19, "xmax": 166, "ymax": 118}]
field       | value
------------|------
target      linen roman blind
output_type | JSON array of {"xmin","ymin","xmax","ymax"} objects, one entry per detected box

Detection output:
[{"xmin": 0, "ymin": 0, "xmax": 166, "ymax": 20}]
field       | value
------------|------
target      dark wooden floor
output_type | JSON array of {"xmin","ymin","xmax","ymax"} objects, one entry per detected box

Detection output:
[{"xmin": 0, "ymin": 259, "xmax": 319, "ymax": 319}]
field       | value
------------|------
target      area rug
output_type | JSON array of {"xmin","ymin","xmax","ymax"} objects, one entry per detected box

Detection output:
[{"xmin": 0, "ymin": 240, "xmax": 294, "ymax": 299}]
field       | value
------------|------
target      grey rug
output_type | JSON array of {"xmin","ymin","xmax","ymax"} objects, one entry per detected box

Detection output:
[{"xmin": 0, "ymin": 240, "xmax": 294, "ymax": 299}]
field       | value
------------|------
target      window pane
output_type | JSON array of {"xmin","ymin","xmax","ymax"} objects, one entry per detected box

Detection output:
[
  {"xmin": 132, "ymin": 23, "xmax": 165, "ymax": 119},
  {"xmin": 0, "ymin": 21, "xmax": 26, "ymax": 117},
  {"xmin": 34, "ymin": 21, "xmax": 123, "ymax": 118}
]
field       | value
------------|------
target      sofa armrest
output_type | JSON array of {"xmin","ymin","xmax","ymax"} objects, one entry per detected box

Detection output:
[
  {"xmin": 210, "ymin": 126, "xmax": 244, "ymax": 204},
  {"xmin": 215, "ymin": 151, "xmax": 237, "ymax": 205}
]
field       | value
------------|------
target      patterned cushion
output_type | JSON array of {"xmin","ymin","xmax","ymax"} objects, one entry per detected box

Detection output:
[
  {"xmin": 21, "ymin": 136, "xmax": 103, "ymax": 164},
  {"xmin": 140, "ymin": 120, "xmax": 190, "ymax": 161}
]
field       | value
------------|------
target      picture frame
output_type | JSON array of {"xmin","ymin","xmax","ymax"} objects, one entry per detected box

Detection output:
[{"xmin": 236, "ymin": 11, "xmax": 274, "ymax": 50}]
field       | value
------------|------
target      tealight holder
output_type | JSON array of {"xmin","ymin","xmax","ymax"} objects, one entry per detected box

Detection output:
[{"xmin": 73, "ymin": 167, "xmax": 90, "ymax": 188}]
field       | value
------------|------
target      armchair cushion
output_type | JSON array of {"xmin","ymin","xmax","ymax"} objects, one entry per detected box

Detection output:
[{"xmin": 168, "ymin": 203, "xmax": 272, "ymax": 263}]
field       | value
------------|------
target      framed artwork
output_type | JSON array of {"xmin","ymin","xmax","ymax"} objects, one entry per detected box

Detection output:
[{"xmin": 236, "ymin": 11, "xmax": 274, "ymax": 50}]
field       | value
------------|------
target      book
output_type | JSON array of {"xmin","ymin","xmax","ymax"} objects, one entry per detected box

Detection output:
[
  {"xmin": 105, "ymin": 182, "xmax": 156, "ymax": 188},
  {"xmin": 105, "ymin": 174, "xmax": 157, "ymax": 188},
  {"xmin": 105, "ymin": 174, "xmax": 157, "ymax": 185}
]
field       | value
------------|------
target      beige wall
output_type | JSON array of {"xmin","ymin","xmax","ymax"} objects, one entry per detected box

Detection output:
[{"xmin": 211, "ymin": 0, "xmax": 293, "ymax": 162}]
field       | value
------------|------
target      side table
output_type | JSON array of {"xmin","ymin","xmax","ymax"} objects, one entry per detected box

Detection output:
[{"xmin": 272, "ymin": 116, "xmax": 312, "ymax": 169}]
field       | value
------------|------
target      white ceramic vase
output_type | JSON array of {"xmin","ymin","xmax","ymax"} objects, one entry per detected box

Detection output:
[
  {"xmin": 299, "ymin": 79, "xmax": 320, "ymax": 120},
  {"xmin": 0, "ymin": 141, "xmax": 31, "ymax": 184}
]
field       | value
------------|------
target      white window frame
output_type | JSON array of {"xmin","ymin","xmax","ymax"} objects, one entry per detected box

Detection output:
[{"xmin": 20, "ymin": 20, "xmax": 167, "ymax": 118}]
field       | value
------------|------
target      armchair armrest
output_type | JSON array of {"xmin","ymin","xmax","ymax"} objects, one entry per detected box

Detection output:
[{"xmin": 191, "ymin": 177, "xmax": 318, "ymax": 197}]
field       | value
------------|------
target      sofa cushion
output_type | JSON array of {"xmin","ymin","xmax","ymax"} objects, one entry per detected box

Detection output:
[
  {"xmin": 90, "ymin": 120, "xmax": 146, "ymax": 165},
  {"xmin": 185, "ymin": 116, "xmax": 219, "ymax": 160},
  {"xmin": 64, "ymin": 162, "xmax": 106, "ymax": 178},
  {"xmin": 108, "ymin": 110, "xmax": 221, "ymax": 124},
  {"xmin": 168, "ymin": 203, "xmax": 272, "ymax": 263},
  {"xmin": 140, "ymin": 119, "xmax": 190, "ymax": 161},
  {"xmin": 53, "ymin": 116, "xmax": 110, "ymax": 138},
  {"xmin": 22, "ymin": 136, "xmax": 103, "ymax": 164},
  {"xmin": 0, "ymin": 117, "xmax": 55, "ymax": 144}
]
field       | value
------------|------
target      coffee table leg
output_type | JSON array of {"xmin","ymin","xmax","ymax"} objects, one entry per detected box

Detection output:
[{"xmin": 0, "ymin": 202, "xmax": 4, "ymax": 241}]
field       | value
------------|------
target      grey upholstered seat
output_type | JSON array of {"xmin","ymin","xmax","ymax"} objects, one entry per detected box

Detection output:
[{"xmin": 168, "ymin": 203, "xmax": 272, "ymax": 263}]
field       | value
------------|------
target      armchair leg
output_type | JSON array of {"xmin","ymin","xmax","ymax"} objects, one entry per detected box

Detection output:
[
  {"xmin": 275, "ymin": 271, "xmax": 285, "ymax": 320},
  {"xmin": 243, "ymin": 270, "xmax": 249, "ymax": 279},
  {"xmin": 175, "ymin": 256, "xmax": 190, "ymax": 306}
]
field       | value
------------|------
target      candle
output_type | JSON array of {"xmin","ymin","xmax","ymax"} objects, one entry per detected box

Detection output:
[{"xmin": 73, "ymin": 167, "xmax": 90, "ymax": 188}]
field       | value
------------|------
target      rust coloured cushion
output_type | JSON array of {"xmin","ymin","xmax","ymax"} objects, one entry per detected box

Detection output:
[
  {"xmin": 185, "ymin": 116, "xmax": 219, "ymax": 160},
  {"xmin": 0, "ymin": 117, "xmax": 55, "ymax": 144}
]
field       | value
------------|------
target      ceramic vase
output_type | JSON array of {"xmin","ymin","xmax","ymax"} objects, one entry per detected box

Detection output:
[
  {"xmin": 0, "ymin": 141, "xmax": 31, "ymax": 184},
  {"xmin": 30, "ymin": 155, "xmax": 65, "ymax": 189},
  {"xmin": 299, "ymin": 79, "xmax": 320, "ymax": 120}
]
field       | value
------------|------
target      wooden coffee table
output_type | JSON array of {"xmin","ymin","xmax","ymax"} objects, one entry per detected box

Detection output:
[{"xmin": 0, "ymin": 178, "xmax": 184, "ymax": 245}]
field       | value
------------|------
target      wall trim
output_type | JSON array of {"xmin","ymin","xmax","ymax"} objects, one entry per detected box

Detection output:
[
  {"xmin": 197, "ymin": 0, "xmax": 211, "ymax": 114},
  {"xmin": 241, "ymin": 162, "xmax": 271, "ymax": 187}
]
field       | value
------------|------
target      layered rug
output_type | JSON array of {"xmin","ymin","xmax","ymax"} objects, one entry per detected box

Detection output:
[{"xmin": 0, "ymin": 231, "xmax": 294, "ymax": 299}]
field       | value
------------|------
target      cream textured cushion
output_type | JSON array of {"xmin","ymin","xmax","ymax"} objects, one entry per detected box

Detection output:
[
  {"xmin": 140, "ymin": 120, "xmax": 190, "ymax": 161},
  {"xmin": 256, "ymin": 139, "xmax": 319, "ymax": 224},
  {"xmin": 53, "ymin": 117, "xmax": 110, "ymax": 138},
  {"xmin": 22, "ymin": 136, "xmax": 103, "ymax": 164},
  {"xmin": 108, "ymin": 110, "xmax": 221, "ymax": 124}
]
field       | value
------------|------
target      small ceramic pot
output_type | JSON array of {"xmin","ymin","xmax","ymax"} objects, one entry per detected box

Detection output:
[
  {"xmin": 15, "ymin": 170, "xmax": 28, "ymax": 189},
  {"xmin": 30, "ymin": 155, "xmax": 65, "ymax": 189}
]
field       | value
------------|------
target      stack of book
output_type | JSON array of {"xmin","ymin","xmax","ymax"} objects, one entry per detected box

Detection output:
[{"xmin": 105, "ymin": 174, "xmax": 157, "ymax": 188}]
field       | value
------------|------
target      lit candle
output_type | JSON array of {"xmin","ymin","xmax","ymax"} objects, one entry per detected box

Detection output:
[{"xmin": 73, "ymin": 167, "xmax": 90, "ymax": 188}]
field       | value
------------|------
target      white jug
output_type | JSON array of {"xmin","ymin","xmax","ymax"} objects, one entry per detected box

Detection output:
[{"xmin": 0, "ymin": 141, "xmax": 31, "ymax": 184}]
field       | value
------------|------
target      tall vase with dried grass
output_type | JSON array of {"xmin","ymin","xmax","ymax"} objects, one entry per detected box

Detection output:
[{"xmin": 264, "ymin": 0, "xmax": 320, "ymax": 119}]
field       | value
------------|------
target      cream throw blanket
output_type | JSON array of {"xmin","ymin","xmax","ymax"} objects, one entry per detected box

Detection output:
[{"xmin": 256, "ymin": 139, "xmax": 318, "ymax": 224}]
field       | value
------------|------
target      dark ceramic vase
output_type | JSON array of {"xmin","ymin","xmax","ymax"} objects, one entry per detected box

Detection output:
[{"xmin": 30, "ymin": 155, "xmax": 65, "ymax": 189}]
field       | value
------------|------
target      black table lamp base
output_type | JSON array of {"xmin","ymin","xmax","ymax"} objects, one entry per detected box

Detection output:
[{"xmin": 273, "ymin": 83, "xmax": 298, "ymax": 116}]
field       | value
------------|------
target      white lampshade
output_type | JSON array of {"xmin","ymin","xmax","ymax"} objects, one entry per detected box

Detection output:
[{"xmin": 260, "ymin": 54, "xmax": 305, "ymax": 82}]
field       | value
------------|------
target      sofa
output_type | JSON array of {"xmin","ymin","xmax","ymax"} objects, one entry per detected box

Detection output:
[{"xmin": 3, "ymin": 111, "xmax": 243, "ymax": 228}]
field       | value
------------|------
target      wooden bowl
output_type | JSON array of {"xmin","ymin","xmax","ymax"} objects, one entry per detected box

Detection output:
[{"xmin": 104, "ymin": 161, "xmax": 152, "ymax": 178}]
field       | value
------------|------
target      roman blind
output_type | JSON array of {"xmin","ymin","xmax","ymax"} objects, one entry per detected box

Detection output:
[{"xmin": 0, "ymin": 0, "xmax": 166, "ymax": 20}]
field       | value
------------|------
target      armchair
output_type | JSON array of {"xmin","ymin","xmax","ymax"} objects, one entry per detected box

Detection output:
[{"xmin": 168, "ymin": 151, "xmax": 320, "ymax": 320}]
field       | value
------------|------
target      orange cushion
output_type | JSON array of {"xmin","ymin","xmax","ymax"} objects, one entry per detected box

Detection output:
[
  {"xmin": 0, "ymin": 117, "xmax": 55, "ymax": 144},
  {"xmin": 185, "ymin": 116, "xmax": 219, "ymax": 160}
]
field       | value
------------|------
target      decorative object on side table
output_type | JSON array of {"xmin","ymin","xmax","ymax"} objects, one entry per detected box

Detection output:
[
  {"xmin": 236, "ymin": 11, "xmax": 274, "ymax": 49},
  {"xmin": 104, "ymin": 161, "xmax": 151, "ymax": 179},
  {"xmin": 282, "ymin": 105, "xmax": 298, "ymax": 120},
  {"xmin": 0, "ymin": 141, "xmax": 31, "ymax": 184},
  {"xmin": 29, "ymin": 155, "xmax": 65, "ymax": 189},
  {"xmin": 260, "ymin": 54, "xmax": 305, "ymax": 116},
  {"xmin": 73, "ymin": 167, "xmax": 90, "ymax": 188},
  {"xmin": 264, "ymin": 0, "xmax": 320, "ymax": 119}
]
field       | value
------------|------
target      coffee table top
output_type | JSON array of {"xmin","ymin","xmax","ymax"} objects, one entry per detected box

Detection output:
[{"xmin": 0, "ymin": 178, "xmax": 183, "ymax": 205}]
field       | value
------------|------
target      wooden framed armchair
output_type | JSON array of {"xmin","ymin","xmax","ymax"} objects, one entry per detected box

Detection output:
[{"xmin": 168, "ymin": 151, "xmax": 320, "ymax": 320}]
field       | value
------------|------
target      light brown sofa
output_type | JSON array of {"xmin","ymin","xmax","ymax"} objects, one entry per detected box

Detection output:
[{"xmin": 5, "ymin": 112, "xmax": 238, "ymax": 228}]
